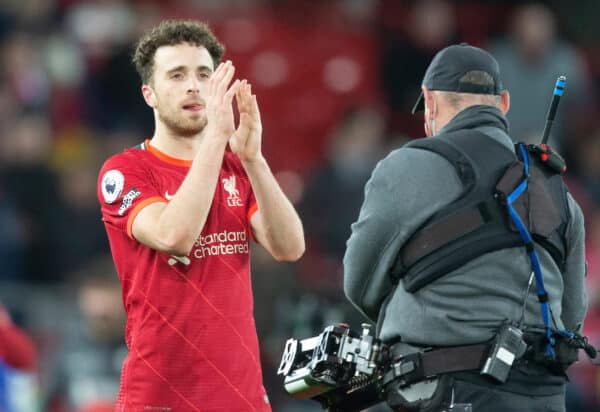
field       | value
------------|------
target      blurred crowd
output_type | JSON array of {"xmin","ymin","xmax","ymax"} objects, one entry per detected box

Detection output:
[{"xmin": 0, "ymin": 0, "xmax": 599, "ymax": 411}]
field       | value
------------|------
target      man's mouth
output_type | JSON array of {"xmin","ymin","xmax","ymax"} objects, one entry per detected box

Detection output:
[{"xmin": 182, "ymin": 104, "xmax": 204, "ymax": 112}]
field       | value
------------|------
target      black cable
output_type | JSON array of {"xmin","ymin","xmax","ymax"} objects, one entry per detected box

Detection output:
[{"xmin": 518, "ymin": 271, "xmax": 535, "ymax": 327}]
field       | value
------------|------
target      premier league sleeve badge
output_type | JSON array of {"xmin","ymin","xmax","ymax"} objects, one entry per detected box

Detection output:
[{"xmin": 101, "ymin": 169, "xmax": 125, "ymax": 204}]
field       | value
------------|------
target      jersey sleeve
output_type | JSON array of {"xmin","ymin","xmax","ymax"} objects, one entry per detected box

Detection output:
[
  {"xmin": 247, "ymin": 190, "xmax": 257, "ymax": 222},
  {"xmin": 98, "ymin": 153, "xmax": 167, "ymax": 239},
  {"xmin": 227, "ymin": 152, "xmax": 258, "ymax": 239}
]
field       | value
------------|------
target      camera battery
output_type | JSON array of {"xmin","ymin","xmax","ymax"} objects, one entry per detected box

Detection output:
[{"xmin": 480, "ymin": 324, "xmax": 527, "ymax": 383}]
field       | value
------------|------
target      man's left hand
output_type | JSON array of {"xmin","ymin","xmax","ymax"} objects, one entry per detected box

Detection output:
[{"xmin": 230, "ymin": 80, "xmax": 263, "ymax": 163}]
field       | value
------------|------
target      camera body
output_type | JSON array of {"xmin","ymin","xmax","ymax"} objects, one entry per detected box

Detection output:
[{"xmin": 277, "ymin": 323, "xmax": 386, "ymax": 410}]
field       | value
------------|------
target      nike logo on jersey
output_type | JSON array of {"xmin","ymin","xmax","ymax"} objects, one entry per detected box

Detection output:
[
  {"xmin": 168, "ymin": 255, "xmax": 190, "ymax": 266},
  {"xmin": 165, "ymin": 191, "xmax": 174, "ymax": 201}
]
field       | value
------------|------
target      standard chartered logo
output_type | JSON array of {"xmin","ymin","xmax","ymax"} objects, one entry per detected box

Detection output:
[
  {"xmin": 168, "ymin": 230, "xmax": 249, "ymax": 265},
  {"xmin": 192, "ymin": 230, "xmax": 249, "ymax": 259}
]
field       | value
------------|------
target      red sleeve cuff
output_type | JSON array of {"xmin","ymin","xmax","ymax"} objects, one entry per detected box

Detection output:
[
  {"xmin": 247, "ymin": 202, "xmax": 259, "ymax": 242},
  {"xmin": 126, "ymin": 196, "xmax": 168, "ymax": 239}
]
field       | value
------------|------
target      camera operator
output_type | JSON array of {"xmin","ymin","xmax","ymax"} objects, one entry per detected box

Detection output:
[{"xmin": 343, "ymin": 44, "xmax": 588, "ymax": 411}]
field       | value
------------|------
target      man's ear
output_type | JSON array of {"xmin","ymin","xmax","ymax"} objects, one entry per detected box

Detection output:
[
  {"xmin": 142, "ymin": 84, "xmax": 156, "ymax": 109},
  {"xmin": 500, "ymin": 90, "xmax": 510, "ymax": 115},
  {"xmin": 422, "ymin": 86, "xmax": 436, "ymax": 118}
]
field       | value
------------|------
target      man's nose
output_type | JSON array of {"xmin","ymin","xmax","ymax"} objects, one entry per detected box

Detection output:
[{"xmin": 187, "ymin": 77, "xmax": 201, "ymax": 94}]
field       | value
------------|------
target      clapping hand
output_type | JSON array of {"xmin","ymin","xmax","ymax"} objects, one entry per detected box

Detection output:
[
  {"xmin": 205, "ymin": 61, "xmax": 240, "ymax": 141},
  {"xmin": 230, "ymin": 80, "xmax": 263, "ymax": 163}
]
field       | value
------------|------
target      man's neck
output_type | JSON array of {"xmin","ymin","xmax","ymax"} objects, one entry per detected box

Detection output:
[{"xmin": 150, "ymin": 124, "xmax": 205, "ymax": 160}]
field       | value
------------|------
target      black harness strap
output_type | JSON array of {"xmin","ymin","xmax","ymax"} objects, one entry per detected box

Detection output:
[
  {"xmin": 391, "ymin": 131, "xmax": 569, "ymax": 293},
  {"xmin": 401, "ymin": 205, "xmax": 486, "ymax": 268},
  {"xmin": 383, "ymin": 343, "xmax": 490, "ymax": 387}
]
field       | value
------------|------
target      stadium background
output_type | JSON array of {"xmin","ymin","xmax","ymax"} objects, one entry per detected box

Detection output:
[{"xmin": 0, "ymin": 0, "xmax": 599, "ymax": 411}]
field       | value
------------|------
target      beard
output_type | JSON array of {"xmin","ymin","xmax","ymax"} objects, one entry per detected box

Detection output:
[{"xmin": 157, "ymin": 105, "xmax": 208, "ymax": 137}]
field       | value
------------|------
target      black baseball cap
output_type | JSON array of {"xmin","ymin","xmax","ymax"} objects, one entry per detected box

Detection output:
[{"xmin": 412, "ymin": 43, "xmax": 504, "ymax": 114}]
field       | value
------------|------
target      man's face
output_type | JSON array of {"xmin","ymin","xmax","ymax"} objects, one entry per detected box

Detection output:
[
  {"xmin": 423, "ymin": 92, "xmax": 436, "ymax": 137},
  {"xmin": 147, "ymin": 43, "xmax": 214, "ymax": 136},
  {"xmin": 421, "ymin": 86, "xmax": 444, "ymax": 137}
]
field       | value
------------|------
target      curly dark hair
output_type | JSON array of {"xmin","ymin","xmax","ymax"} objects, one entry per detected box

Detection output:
[{"xmin": 133, "ymin": 20, "xmax": 225, "ymax": 84}]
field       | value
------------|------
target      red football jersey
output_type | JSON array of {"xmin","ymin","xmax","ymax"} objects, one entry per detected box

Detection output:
[{"xmin": 97, "ymin": 140, "xmax": 270, "ymax": 412}]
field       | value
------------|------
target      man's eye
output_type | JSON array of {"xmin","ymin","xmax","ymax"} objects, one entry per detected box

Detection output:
[
  {"xmin": 171, "ymin": 73, "xmax": 184, "ymax": 80},
  {"xmin": 200, "ymin": 73, "xmax": 210, "ymax": 79}
]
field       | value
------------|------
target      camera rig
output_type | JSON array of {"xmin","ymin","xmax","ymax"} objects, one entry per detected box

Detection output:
[
  {"xmin": 277, "ymin": 322, "xmax": 597, "ymax": 412},
  {"xmin": 277, "ymin": 323, "xmax": 388, "ymax": 411}
]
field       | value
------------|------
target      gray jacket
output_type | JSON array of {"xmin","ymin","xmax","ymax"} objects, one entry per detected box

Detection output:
[{"xmin": 343, "ymin": 105, "xmax": 587, "ymax": 346}]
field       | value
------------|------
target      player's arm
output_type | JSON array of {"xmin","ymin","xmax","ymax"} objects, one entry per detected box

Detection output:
[
  {"xmin": 246, "ymin": 161, "xmax": 305, "ymax": 262},
  {"xmin": 230, "ymin": 81, "xmax": 305, "ymax": 261},
  {"xmin": 132, "ymin": 62, "xmax": 241, "ymax": 256}
]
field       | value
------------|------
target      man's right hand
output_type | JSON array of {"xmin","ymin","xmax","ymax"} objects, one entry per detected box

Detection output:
[{"xmin": 205, "ymin": 60, "xmax": 240, "ymax": 141}]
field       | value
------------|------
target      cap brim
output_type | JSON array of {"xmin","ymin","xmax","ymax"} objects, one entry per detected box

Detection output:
[{"xmin": 411, "ymin": 91, "xmax": 424, "ymax": 114}]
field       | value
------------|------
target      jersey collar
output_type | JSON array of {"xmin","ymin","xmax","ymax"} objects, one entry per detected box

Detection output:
[{"xmin": 145, "ymin": 139, "xmax": 193, "ymax": 167}]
